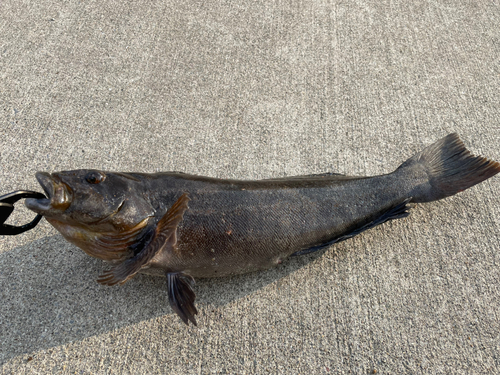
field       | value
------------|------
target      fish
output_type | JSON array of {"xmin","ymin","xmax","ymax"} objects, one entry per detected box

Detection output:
[{"xmin": 24, "ymin": 133, "xmax": 500, "ymax": 326}]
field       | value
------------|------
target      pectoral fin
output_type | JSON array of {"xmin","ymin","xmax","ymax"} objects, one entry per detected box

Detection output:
[
  {"xmin": 97, "ymin": 193, "xmax": 190, "ymax": 286},
  {"xmin": 167, "ymin": 272, "xmax": 198, "ymax": 326}
]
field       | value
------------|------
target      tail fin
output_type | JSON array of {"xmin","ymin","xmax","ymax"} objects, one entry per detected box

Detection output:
[{"xmin": 397, "ymin": 133, "xmax": 500, "ymax": 203}]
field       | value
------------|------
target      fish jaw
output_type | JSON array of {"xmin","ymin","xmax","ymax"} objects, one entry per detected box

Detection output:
[{"xmin": 25, "ymin": 172, "xmax": 73, "ymax": 215}]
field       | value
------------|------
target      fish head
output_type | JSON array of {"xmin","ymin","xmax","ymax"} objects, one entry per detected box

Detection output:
[{"xmin": 25, "ymin": 170, "xmax": 154, "ymax": 247}]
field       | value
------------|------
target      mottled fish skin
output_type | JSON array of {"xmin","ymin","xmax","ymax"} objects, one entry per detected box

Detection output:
[
  {"xmin": 24, "ymin": 133, "xmax": 500, "ymax": 325},
  {"xmin": 140, "ymin": 172, "xmax": 409, "ymax": 278}
]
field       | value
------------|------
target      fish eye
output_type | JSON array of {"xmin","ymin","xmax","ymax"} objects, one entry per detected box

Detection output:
[{"xmin": 85, "ymin": 171, "xmax": 105, "ymax": 184}]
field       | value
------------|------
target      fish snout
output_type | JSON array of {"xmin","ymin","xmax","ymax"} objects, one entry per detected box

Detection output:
[{"xmin": 25, "ymin": 172, "xmax": 73, "ymax": 214}]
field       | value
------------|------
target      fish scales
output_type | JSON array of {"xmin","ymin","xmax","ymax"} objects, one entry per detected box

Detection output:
[{"xmin": 143, "ymin": 173, "xmax": 405, "ymax": 278}]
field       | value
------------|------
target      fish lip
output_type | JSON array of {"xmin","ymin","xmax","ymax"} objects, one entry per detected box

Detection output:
[
  {"xmin": 25, "ymin": 172, "xmax": 72, "ymax": 215},
  {"xmin": 35, "ymin": 172, "xmax": 55, "ymax": 198}
]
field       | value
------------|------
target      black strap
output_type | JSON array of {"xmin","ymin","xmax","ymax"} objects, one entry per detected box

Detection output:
[{"xmin": 0, "ymin": 190, "xmax": 46, "ymax": 235}]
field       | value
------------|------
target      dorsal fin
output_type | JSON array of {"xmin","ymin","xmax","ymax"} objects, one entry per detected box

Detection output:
[
  {"xmin": 263, "ymin": 172, "xmax": 348, "ymax": 180},
  {"xmin": 97, "ymin": 193, "xmax": 190, "ymax": 286}
]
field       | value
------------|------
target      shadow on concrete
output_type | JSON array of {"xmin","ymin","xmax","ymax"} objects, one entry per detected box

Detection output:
[{"xmin": 0, "ymin": 234, "xmax": 326, "ymax": 364}]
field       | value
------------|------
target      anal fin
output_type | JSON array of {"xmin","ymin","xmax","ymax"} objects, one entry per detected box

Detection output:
[
  {"xmin": 292, "ymin": 197, "xmax": 413, "ymax": 256},
  {"xmin": 167, "ymin": 272, "xmax": 198, "ymax": 326}
]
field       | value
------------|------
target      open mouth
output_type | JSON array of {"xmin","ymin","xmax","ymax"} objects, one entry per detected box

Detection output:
[{"xmin": 25, "ymin": 172, "xmax": 72, "ymax": 214}]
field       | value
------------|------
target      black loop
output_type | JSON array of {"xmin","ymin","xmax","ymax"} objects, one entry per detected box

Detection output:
[{"xmin": 0, "ymin": 190, "xmax": 46, "ymax": 235}]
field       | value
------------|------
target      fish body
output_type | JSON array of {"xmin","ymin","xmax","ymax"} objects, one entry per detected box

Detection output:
[
  {"xmin": 24, "ymin": 134, "xmax": 500, "ymax": 325},
  {"xmin": 134, "ymin": 172, "xmax": 406, "ymax": 278}
]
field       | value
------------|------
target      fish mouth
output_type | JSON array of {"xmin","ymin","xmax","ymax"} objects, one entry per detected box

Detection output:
[{"xmin": 25, "ymin": 172, "xmax": 73, "ymax": 215}]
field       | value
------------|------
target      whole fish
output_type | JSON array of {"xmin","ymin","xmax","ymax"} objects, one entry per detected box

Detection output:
[{"xmin": 24, "ymin": 134, "xmax": 500, "ymax": 325}]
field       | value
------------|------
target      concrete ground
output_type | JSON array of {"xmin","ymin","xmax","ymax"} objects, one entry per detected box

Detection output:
[{"xmin": 1, "ymin": 0, "xmax": 499, "ymax": 373}]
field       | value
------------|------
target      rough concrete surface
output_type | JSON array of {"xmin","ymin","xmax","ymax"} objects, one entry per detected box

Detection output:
[{"xmin": 1, "ymin": 0, "xmax": 499, "ymax": 374}]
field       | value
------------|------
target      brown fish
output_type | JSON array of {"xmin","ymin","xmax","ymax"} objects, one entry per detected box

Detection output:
[{"xmin": 25, "ymin": 134, "xmax": 500, "ymax": 325}]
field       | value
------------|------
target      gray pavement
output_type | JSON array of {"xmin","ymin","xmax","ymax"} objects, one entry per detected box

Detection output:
[{"xmin": 1, "ymin": 0, "xmax": 500, "ymax": 373}]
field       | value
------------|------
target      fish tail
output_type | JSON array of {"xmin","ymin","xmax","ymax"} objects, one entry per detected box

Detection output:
[{"xmin": 396, "ymin": 133, "xmax": 500, "ymax": 203}]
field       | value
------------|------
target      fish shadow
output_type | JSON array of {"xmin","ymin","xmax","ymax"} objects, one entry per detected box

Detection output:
[{"xmin": 0, "ymin": 234, "xmax": 326, "ymax": 364}]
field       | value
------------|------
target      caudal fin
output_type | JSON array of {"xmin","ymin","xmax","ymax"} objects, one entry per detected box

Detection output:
[{"xmin": 397, "ymin": 133, "xmax": 500, "ymax": 203}]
